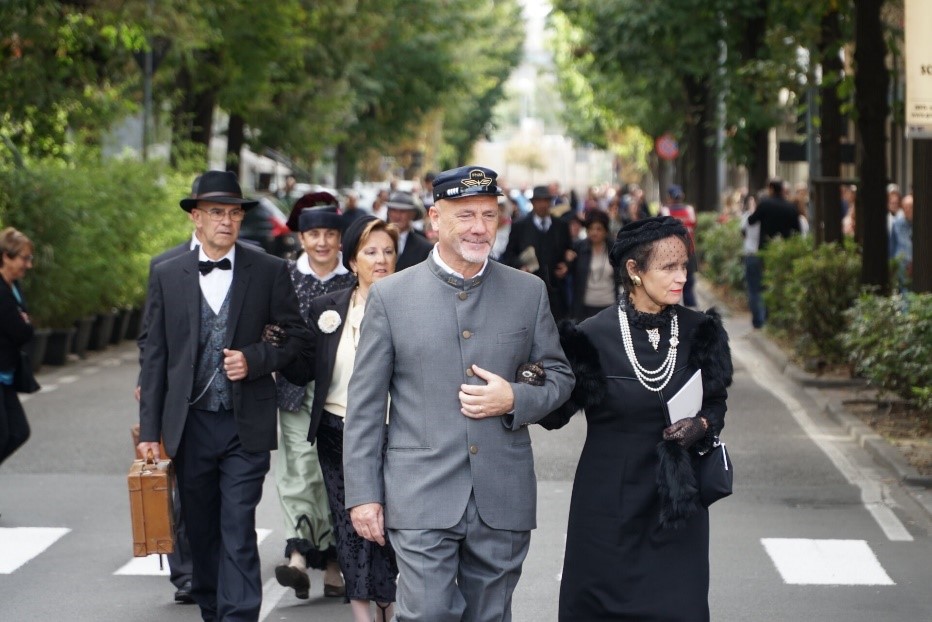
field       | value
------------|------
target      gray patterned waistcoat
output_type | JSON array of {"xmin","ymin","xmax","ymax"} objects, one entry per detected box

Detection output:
[{"xmin": 192, "ymin": 291, "xmax": 232, "ymax": 411}]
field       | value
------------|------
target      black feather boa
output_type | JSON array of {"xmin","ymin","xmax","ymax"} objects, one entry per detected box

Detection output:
[
  {"xmin": 656, "ymin": 307, "xmax": 732, "ymax": 528},
  {"xmin": 537, "ymin": 320, "xmax": 606, "ymax": 430}
]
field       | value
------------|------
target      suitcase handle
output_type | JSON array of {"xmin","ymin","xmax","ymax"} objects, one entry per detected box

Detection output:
[{"xmin": 142, "ymin": 449, "xmax": 158, "ymax": 472}]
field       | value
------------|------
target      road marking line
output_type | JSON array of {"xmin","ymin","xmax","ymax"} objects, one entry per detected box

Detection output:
[
  {"xmin": 0, "ymin": 527, "xmax": 71, "ymax": 574},
  {"xmin": 58, "ymin": 375, "xmax": 79, "ymax": 384},
  {"xmin": 734, "ymin": 342, "xmax": 913, "ymax": 542},
  {"xmin": 258, "ymin": 578, "xmax": 290, "ymax": 621},
  {"xmin": 761, "ymin": 538, "xmax": 894, "ymax": 585},
  {"xmin": 113, "ymin": 528, "xmax": 272, "ymax": 575}
]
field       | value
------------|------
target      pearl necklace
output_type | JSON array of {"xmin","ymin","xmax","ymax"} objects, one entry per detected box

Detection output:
[{"xmin": 617, "ymin": 303, "xmax": 679, "ymax": 392}]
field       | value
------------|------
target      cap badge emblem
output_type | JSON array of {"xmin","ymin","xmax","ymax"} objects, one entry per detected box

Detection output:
[{"xmin": 461, "ymin": 169, "xmax": 493, "ymax": 190}]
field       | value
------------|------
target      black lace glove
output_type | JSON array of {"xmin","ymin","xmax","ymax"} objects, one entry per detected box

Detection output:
[
  {"xmin": 662, "ymin": 415, "xmax": 709, "ymax": 448},
  {"xmin": 515, "ymin": 361, "xmax": 546, "ymax": 386},
  {"xmin": 262, "ymin": 324, "xmax": 287, "ymax": 348}
]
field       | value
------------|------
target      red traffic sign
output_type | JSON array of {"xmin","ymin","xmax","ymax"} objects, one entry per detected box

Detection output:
[{"xmin": 655, "ymin": 133, "xmax": 679, "ymax": 160}]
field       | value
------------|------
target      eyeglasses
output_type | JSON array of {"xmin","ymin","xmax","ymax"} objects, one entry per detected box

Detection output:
[{"xmin": 197, "ymin": 207, "xmax": 247, "ymax": 222}]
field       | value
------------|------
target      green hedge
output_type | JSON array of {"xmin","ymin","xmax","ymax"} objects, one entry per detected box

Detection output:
[
  {"xmin": 841, "ymin": 293, "xmax": 932, "ymax": 410},
  {"xmin": 695, "ymin": 214, "xmax": 745, "ymax": 296},
  {"xmin": 760, "ymin": 236, "xmax": 861, "ymax": 365},
  {"xmin": 0, "ymin": 158, "xmax": 193, "ymax": 328}
]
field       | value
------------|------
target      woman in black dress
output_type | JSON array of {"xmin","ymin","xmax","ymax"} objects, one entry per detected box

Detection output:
[
  {"xmin": 542, "ymin": 216, "xmax": 732, "ymax": 621},
  {"xmin": 0, "ymin": 228, "xmax": 35, "ymax": 467}
]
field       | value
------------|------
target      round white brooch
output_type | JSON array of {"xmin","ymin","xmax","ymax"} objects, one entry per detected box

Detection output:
[{"xmin": 317, "ymin": 310, "xmax": 342, "ymax": 334}]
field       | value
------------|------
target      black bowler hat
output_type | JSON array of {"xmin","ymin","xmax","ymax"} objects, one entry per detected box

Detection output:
[
  {"xmin": 179, "ymin": 170, "xmax": 258, "ymax": 212},
  {"xmin": 531, "ymin": 185, "xmax": 553, "ymax": 201},
  {"xmin": 386, "ymin": 191, "xmax": 424, "ymax": 217},
  {"xmin": 298, "ymin": 205, "xmax": 344, "ymax": 233},
  {"xmin": 432, "ymin": 165, "xmax": 503, "ymax": 202},
  {"xmin": 286, "ymin": 191, "xmax": 340, "ymax": 232}
]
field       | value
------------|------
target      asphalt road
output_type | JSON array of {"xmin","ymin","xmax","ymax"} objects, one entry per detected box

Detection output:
[{"xmin": 2, "ymin": 309, "xmax": 930, "ymax": 621}]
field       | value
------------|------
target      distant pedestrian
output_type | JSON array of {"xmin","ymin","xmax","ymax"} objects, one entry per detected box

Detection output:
[
  {"xmin": 660, "ymin": 185, "xmax": 698, "ymax": 307},
  {"xmin": 387, "ymin": 191, "xmax": 432, "ymax": 271},
  {"xmin": 890, "ymin": 194, "xmax": 913, "ymax": 292},
  {"xmin": 503, "ymin": 184, "xmax": 575, "ymax": 320},
  {"xmin": 0, "ymin": 228, "xmax": 35, "ymax": 468},
  {"xmin": 570, "ymin": 210, "xmax": 621, "ymax": 321},
  {"xmin": 741, "ymin": 193, "xmax": 765, "ymax": 328}
]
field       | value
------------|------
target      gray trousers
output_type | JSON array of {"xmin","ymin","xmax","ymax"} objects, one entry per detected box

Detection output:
[{"xmin": 388, "ymin": 493, "xmax": 531, "ymax": 622}]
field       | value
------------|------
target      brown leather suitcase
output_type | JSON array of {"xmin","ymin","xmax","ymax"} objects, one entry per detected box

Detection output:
[{"xmin": 127, "ymin": 454, "xmax": 175, "ymax": 556}]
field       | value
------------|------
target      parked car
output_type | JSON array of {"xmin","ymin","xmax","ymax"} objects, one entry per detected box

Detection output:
[{"xmin": 239, "ymin": 196, "xmax": 300, "ymax": 259}]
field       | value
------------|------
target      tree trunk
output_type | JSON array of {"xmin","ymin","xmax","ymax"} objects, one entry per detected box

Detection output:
[
  {"xmin": 170, "ymin": 63, "xmax": 215, "ymax": 168},
  {"xmin": 818, "ymin": 9, "xmax": 844, "ymax": 244},
  {"xmin": 683, "ymin": 76, "xmax": 717, "ymax": 211},
  {"xmin": 739, "ymin": 1, "xmax": 770, "ymax": 194},
  {"xmin": 335, "ymin": 142, "xmax": 354, "ymax": 189},
  {"xmin": 913, "ymin": 140, "xmax": 932, "ymax": 293},
  {"xmin": 853, "ymin": 0, "xmax": 889, "ymax": 292},
  {"xmin": 747, "ymin": 129, "xmax": 769, "ymax": 193},
  {"xmin": 226, "ymin": 113, "xmax": 245, "ymax": 175}
]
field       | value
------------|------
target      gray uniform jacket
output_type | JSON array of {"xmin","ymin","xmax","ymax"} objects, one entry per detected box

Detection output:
[{"xmin": 343, "ymin": 253, "xmax": 574, "ymax": 532}]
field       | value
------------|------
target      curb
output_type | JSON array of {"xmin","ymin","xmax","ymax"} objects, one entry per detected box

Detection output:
[
  {"xmin": 822, "ymin": 399, "xmax": 932, "ymax": 488},
  {"xmin": 696, "ymin": 277, "xmax": 931, "ymax": 495},
  {"xmin": 745, "ymin": 331, "xmax": 867, "ymax": 389}
]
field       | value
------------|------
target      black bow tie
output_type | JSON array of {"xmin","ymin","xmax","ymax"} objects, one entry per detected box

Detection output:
[{"xmin": 198, "ymin": 258, "xmax": 232, "ymax": 275}]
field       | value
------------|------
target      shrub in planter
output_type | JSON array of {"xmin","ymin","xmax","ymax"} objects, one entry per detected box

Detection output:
[
  {"xmin": 841, "ymin": 293, "xmax": 932, "ymax": 409},
  {"xmin": 0, "ymin": 156, "xmax": 193, "ymax": 329},
  {"xmin": 761, "ymin": 236, "xmax": 861, "ymax": 365},
  {"xmin": 696, "ymin": 216, "xmax": 745, "ymax": 295},
  {"xmin": 759, "ymin": 235, "xmax": 814, "ymax": 334}
]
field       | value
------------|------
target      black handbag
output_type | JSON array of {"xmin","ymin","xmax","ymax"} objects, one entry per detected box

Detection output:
[
  {"xmin": 697, "ymin": 441, "xmax": 732, "ymax": 507},
  {"xmin": 14, "ymin": 351, "xmax": 41, "ymax": 394}
]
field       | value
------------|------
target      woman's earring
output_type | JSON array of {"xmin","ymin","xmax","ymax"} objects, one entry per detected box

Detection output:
[{"xmin": 631, "ymin": 275, "xmax": 642, "ymax": 287}]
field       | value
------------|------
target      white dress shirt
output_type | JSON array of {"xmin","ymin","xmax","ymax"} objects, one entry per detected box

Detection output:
[
  {"xmin": 199, "ymin": 246, "xmax": 235, "ymax": 314},
  {"xmin": 430, "ymin": 244, "xmax": 488, "ymax": 279},
  {"xmin": 296, "ymin": 252, "xmax": 349, "ymax": 281}
]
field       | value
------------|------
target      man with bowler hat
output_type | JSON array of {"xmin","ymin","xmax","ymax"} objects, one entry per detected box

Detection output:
[
  {"xmin": 503, "ymin": 185, "xmax": 574, "ymax": 320},
  {"xmin": 137, "ymin": 170, "xmax": 313, "ymax": 621},
  {"xmin": 386, "ymin": 190, "xmax": 432, "ymax": 271},
  {"xmin": 343, "ymin": 165, "xmax": 574, "ymax": 621}
]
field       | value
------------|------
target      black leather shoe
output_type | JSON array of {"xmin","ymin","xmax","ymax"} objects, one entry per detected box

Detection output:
[
  {"xmin": 275, "ymin": 565, "xmax": 310, "ymax": 599},
  {"xmin": 174, "ymin": 580, "xmax": 195, "ymax": 604}
]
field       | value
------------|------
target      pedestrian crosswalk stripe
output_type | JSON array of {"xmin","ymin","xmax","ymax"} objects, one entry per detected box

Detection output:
[
  {"xmin": 761, "ymin": 538, "xmax": 895, "ymax": 585},
  {"xmin": 0, "ymin": 527, "xmax": 71, "ymax": 574},
  {"xmin": 113, "ymin": 529, "xmax": 272, "ymax": 575}
]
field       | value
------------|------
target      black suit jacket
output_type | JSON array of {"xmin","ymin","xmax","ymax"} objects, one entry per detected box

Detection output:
[
  {"xmin": 302, "ymin": 287, "xmax": 354, "ymax": 443},
  {"xmin": 395, "ymin": 230, "xmax": 433, "ymax": 272},
  {"xmin": 0, "ymin": 278, "xmax": 33, "ymax": 372},
  {"xmin": 747, "ymin": 197, "xmax": 801, "ymax": 249},
  {"xmin": 138, "ymin": 242, "xmax": 312, "ymax": 456},
  {"xmin": 570, "ymin": 239, "xmax": 621, "ymax": 319},
  {"xmin": 502, "ymin": 214, "xmax": 573, "ymax": 292}
]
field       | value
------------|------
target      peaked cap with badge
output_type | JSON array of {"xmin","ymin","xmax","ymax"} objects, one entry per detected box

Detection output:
[
  {"xmin": 179, "ymin": 170, "xmax": 258, "ymax": 212},
  {"xmin": 432, "ymin": 165, "xmax": 503, "ymax": 202}
]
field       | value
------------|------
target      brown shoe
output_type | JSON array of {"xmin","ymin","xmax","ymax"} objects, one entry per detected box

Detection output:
[
  {"xmin": 323, "ymin": 559, "xmax": 345, "ymax": 597},
  {"xmin": 275, "ymin": 564, "xmax": 310, "ymax": 599}
]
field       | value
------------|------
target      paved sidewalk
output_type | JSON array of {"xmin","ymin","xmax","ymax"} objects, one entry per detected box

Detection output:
[{"xmin": 695, "ymin": 277, "xmax": 932, "ymax": 521}]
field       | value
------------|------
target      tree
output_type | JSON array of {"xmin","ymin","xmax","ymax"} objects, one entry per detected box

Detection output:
[{"xmin": 853, "ymin": 0, "xmax": 890, "ymax": 292}]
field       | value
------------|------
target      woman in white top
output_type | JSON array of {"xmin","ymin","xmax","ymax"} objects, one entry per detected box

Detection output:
[{"xmin": 303, "ymin": 216, "xmax": 399, "ymax": 622}]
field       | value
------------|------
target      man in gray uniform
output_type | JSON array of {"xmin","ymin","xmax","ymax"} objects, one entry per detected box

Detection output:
[{"xmin": 344, "ymin": 165, "xmax": 574, "ymax": 621}]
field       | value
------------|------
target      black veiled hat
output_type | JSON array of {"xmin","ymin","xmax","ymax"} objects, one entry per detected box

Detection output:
[
  {"xmin": 609, "ymin": 216, "xmax": 689, "ymax": 268},
  {"xmin": 341, "ymin": 214, "xmax": 380, "ymax": 271}
]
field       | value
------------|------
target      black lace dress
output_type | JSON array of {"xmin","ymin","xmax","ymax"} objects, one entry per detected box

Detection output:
[{"xmin": 543, "ymin": 298, "xmax": 731, "ymax": 621}]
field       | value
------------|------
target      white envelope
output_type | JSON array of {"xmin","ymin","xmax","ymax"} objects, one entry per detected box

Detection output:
[{"xmin": 666, "ymin": 369, "xmax": 703, "ymax": 424}]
